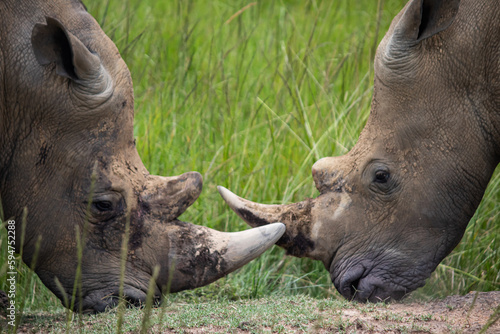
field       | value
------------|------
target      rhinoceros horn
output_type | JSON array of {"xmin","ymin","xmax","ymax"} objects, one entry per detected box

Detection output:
[
  {"xmin": 160, "ymin": 220, "xmax": 288, "ymax": 292},
  {"xmin": 138, "ymin": 174, "xmax": 287, "ymax": 293},
  {"xmin": 217, "ymin": 186, "xmax": 339, "ymax": 266}
]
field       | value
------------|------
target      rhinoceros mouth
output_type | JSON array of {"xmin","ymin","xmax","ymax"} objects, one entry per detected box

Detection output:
[
  {"xmin": 332, "ymin": 262, "xmax": 425, "ymax": 303},
  {"xmin": 78, "ymin": 284, "xmax": 160, "ymax": 313}
]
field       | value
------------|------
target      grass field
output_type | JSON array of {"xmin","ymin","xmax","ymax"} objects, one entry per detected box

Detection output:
[{"xmin": 1, "ymin": 0, "xmax": 499, "ymax": 332}]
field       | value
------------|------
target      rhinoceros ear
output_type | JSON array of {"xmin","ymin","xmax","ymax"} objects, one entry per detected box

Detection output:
[
  {"xmin": 393, "ymin": 0, "xmax": 460, "ymax": 43},
  {"xmin": 31, "ymin": 17, "xmax": 113, "ymax": 101},
  {"xmin": 32, "ymin": 17, "xmax": 99, "ymax": 80}
]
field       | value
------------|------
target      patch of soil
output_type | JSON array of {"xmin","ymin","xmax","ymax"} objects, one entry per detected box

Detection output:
[{"xmin": 319, "ymin": 291, "xmax": 500, "ymax": 334}]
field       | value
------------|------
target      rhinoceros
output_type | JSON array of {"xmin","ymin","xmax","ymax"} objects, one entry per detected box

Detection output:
[
  {"xmin": 0, "ymin": 0, "xmax": 285, "ymax": 313},
  {"xmin": 219, "ymin": 0, "xmax": 499, "ymax": 302}
]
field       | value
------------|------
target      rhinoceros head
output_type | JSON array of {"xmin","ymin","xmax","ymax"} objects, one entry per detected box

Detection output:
[
  {"xmin": 0, "ymin": 1, "xmax": 284, "ymax": 313},
  {"xmin": 219, "ymin": 0, "xmax": 500, "ymax": 302}
]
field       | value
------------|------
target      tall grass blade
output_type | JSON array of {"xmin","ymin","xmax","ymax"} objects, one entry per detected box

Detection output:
[
  {"xmin": 140, "ymin": 265, "xmax": 160, "ymax": 334},
  {"xmin": 116, "ymin": 210, "xmax": 131, "ymax": 334}
]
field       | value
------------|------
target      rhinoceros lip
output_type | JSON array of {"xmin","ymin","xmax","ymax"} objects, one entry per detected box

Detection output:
[
  {"xmin": 79, "ymin": 284, "xmax": 159, "ymax": 313},
  {"xmin": 337, "ymin": 263, "xmax": 366, "ymax": 300},
  {"xmin": 351, "ymin": 275, "xmax": 409, "ymax": 303},
  {"xmin": 333, "ymin": 263, "xmax": 412, "ymax": 303}
]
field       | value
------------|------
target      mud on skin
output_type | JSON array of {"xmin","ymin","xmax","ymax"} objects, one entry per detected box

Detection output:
[{"xmin": 237, "ymin": 198, "xmax": 316, "ymax": 257}]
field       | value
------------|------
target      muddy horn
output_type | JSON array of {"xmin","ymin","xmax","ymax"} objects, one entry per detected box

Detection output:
[
  {"xmin": 217, "ymin": 186, "xmax": 334, "ymax": 263},
  {"xmin": 163, "ymin": 221, "xmax": 286, "ymax": 292}
]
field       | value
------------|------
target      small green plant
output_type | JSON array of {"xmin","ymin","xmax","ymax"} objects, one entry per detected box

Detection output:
[{"xmin": 416, "ymin": 313, "xmax": 433, "ymax": 322}]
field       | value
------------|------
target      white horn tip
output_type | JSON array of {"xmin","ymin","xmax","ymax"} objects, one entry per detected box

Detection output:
[
  {"xmin": 217, "ymin": 185, "xmax": 230, "ymax": 198},
  {"xmin": 224, "ymin": 222, "xmax": 286, "ymax": 266},
  {"xmin": 217, "ymin": 185, "xmax": 242, "ymax": 210},
  {"xmin": 262, "ymin": 222, "xmax": 286, "ymax": 241}
]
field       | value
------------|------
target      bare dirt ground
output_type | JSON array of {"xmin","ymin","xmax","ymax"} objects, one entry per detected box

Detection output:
[{"xmin": 314, "ymin": 291, "xmax": 500, "ymax": 334}]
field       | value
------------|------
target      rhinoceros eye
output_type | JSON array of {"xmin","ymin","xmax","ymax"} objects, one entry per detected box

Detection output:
[
  {"xmin": 93, "ymin": 200, "xmax": 114, "ymax": 212},
  {"xmin": 89, "ymin": 192, "xmax": 123, "ymax": 222},
  {"xmin": 374, "ymin": 170, "xmax": 390, "ymax": 183}
]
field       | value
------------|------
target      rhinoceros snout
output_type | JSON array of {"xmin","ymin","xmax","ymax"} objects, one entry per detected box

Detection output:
[
  {"xmin": 336, "ymin": 264, "xmax": 365, "ymax": 301},
  {"xmin": 335, "ymin": 264, "xmax": 411, "ymax": 303},
  {"xmin": 77, "ymin": 285, "xmax": 157, "ymax": 314}
]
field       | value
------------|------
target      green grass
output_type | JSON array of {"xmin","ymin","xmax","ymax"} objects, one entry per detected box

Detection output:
[
  {"xmin": 0, "ymin": 294, "xmax": 436, "ymax": 333},
  {"xmin": 0, "ymin": 295, "xmax": 363, "ymax": 333},
  {"xmin": 0, "ymin": 0, "xmax": 499, "ymax": 331}
]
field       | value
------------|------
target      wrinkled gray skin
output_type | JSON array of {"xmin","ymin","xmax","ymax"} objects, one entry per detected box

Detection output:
[
  {"xmin": 220, "ymin": 0, "xmax": 500, "ymax": 302},
  {"xmin": 0, "ymin": 0, "xmax": 285, "ymax": 313}
]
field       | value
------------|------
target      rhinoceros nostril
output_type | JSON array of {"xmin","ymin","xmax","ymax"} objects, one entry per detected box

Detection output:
[
  {"xmin": 338, "ymin": 264, "xmax": 365, "ymax": 301},
  {"xmin": 350, "ymin": 277, "xmax": 362, "ymax": 299},
  {"xmin": 124, "ymin": 294, "xmax": 143, "ymax": 307},
  {"xmin": 350, "ymin": 275, "xmax": 408, "ymax": 303},
  {"xmin": 122, "ymin": 287, "xmax": 152, "ymax": 308}
]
